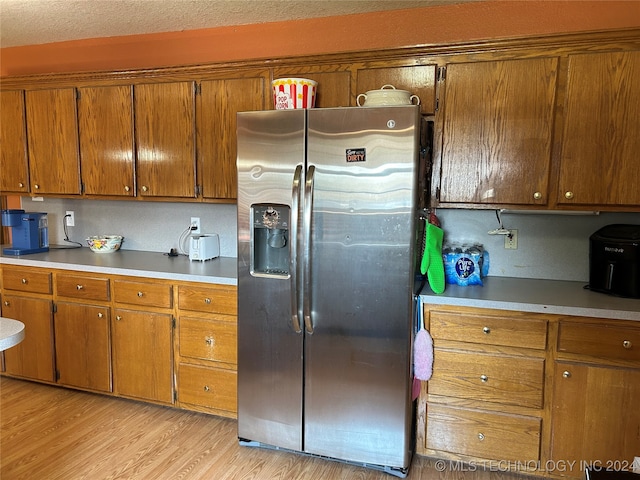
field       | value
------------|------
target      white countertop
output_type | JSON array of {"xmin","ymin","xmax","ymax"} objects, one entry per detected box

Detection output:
[
  {"xmin": 420, "ymin": 276, "xmax": 640, "ymax": 321},
  {"xmin": 0, "ymin": 317, "xmax": 25, "ymax": 351},
  {"xmin": 0, "ymin": 247, "xmax": 237, "ymax": 285}
]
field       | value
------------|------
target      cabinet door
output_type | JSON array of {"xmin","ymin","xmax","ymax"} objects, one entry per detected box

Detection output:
[
  {"xmin": 135, "ymin": 82, "xmax": 196, "ymax": 198},
  {"xmin": 438, "ymin": 58, "xmax": 558, "ymax": 206},
  {"xmin": 272, "ymin": 68, "xmax": 351, "ymax": 108},
  {"xmin": 25, "ymin": 88, "xmax": 81, "ymax": 195},
  {"xmin": 356, "ymin": 65, "xmax": 437, "ymax": 115},
  {"xmin": 54, "ymin": 302, "xmax": 111, "ymax": 392},
  {"xmin": 557, "ymin": 51, "xmax": 640, "ymax": 207},
  {"xmin": 0, "ymin": 90, "xmax": 30, "ymax": 194},
  {"xmin": 198, "ymin": 76, "xmax": 266, "ymax": 200},
  {"xmin": 78, "ymin": 85, "xmax": 135, "ymax": 196},
  {"xmin": 112, "ymin": 308, "xmax": 173, "ymax": 403},
  {"xmin": 1, "ymin": 295, "xmax": 55, "ymax": 382},
  {"xmin": 551, "ymin": 362, "xmax": 640, "ymax": 478}
]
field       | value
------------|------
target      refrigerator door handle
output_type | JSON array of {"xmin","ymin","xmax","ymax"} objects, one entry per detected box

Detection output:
[
  {"xmin": 290, "ymin": 165, "xmax": 303, "ymax": 334},
  {"xmin": 303, "ymin": 165, "xmax": 315, "ymax": 334}
]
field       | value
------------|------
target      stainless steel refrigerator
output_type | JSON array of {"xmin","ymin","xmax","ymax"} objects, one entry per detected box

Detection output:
[{"xmin": 236, "ymin": 106, "xmax": 420, "ymax": 477}]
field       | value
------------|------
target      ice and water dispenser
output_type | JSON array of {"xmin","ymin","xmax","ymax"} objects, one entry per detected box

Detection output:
[{"xmin": 251, "ymin": 204, "xmax": 290, "ymax": 277}]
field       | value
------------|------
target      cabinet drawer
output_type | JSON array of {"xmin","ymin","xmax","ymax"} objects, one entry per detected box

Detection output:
[
  {"xmin": 178, "ymin": 285, "xmax": 237, "ymax": 315},
  {"xmin": 426, "ymin": 404, "xmax": 541, "ymax": 462},
  {"xmin": 56, "ymin": 274, "xmax": 110, "ymax": 301},
  {"xmin": 429, "ymin": 310, "xmax": 547, "ymax": 350},
  {"xmin": 113, "ymin": 280, "xmax": 172, "ymax": 308},
  {"xmin": 2, "ymin": 268, "xmax": 52, "ymax": 294},
  {"xmin": 558, "ymin": 321, "xmax": 640, "ymax": 362},
  {"xmin": 429, "ymin": 349, "xmax": 545, "ymax": 408},
  {"xmin": 180, "ymin": 316, "xmax": 237, "ymax": 365},
  {"xmin": 178, "ymin": 364, "xmax": 237, "ymax": 413}
]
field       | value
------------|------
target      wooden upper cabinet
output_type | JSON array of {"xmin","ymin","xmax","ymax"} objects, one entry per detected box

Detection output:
[
  {"xmin": 0, "ymin": 90, "xmax": 30, "ymax": 194},
  {"xmin": 356, "ymin": 65, "xmax": 437, "ymax": 115},
  {"xmin": 78, "ymin": 85, "xmax": 135, "ymax": 197},
  {"xmin": 198, "ymin": 75, "xmax": 267, "ymax": 200},
  {"xmin": 134, "ymin": 81, "xmax": 196, "ymax": 198},
  {"xmin": 436, "ymin": 57, "xmax": 558, "ymax": 206},
  {"xmin": 272, "ymin": 66, "xmax": 352, "ymax": 108},
  {"xmin": 557, "ymin": 50, "xmax": 640, "ymax": 208},
  {"xmin": 25, "ymin": 88, "xmax": 81, "ymax": 195}
]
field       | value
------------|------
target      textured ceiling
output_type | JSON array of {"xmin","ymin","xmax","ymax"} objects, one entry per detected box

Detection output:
[{"xmin": 0, "ymin": 0, "xmax": 470, "ymax": 48}]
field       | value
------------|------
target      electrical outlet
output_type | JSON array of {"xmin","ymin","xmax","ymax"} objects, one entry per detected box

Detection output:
[
  {"xmin": 504, "ymin": 229, "xmax": 518, "ymax": 249},
  {"xmin": 190, "ymin": 217, "xmax": 201, "ymax": 234},
  {"xmin": 65, "ymin": 211, "xmax": 75, "ymax": 227}
]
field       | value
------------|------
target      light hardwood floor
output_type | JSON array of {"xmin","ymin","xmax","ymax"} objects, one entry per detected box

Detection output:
[{"xmin": 1, "ymin": 377, "xmax": 534, "ymax": 480}]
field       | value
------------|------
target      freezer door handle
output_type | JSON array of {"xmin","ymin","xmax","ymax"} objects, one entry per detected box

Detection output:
[
  {"xmin": 290, "ymin": 164, "xmax": 303, "ymax": 334},
  {"xmin": 303, "ymin": 165, "xmax": 315, "ymax": 334}
]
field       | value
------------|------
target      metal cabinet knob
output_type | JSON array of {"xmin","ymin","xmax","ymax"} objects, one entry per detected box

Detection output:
[
  {"xmin": 563, "ymin": 370, "xmax": 571, "ymax": 378},
  {"xmin": 3, "ymin": 301, "xmax": 9, "ymax": 306},
  {"xmin": 116, "ymin": 315, "xmax": 122, "ymax": 321},
  {"xmin": 623, "ymin": 340, "xmax": 632, "ymax": 349},
  {"xmin": 478, "ymin": 433, "xmax": 485, "ymax": 441},
  {"xmin": 18, "ymin": 182, "xmax": 24, "ymax": 188},
  {"xmin": 34, "ymin": 184, "xmax": 40, "ymax": 190},
  {"xmin": 533, "ymin": 191, "xmax": 542, "ymax": 200},
  {"xmin": 204, "ymin": 298, "xmax": 211, "ymax": 304},
  {"xmin": 97, "ymin": 312, "xmax": 103, "ymax": 318},
  {"xmin": 124, "ymin": 185, "xmax": 130, "ymax": 192},
  {"xmin": 141, "ymin": 186, "xmax": 148, "ymax": 192},
  {"xmin": 21, "ymin": 278, "xmax": 27, "ymax": 284},
  {"xmin": 203, "ymin": 385, "xmax": 210, "ymax": 392},
  {"xmin": 205, "ymin": 337, "xmax": 214, "ymax": 346},
  {"xmin": 137, "ymin": 291, "xmax": 144, "ymax": 298},
  {"xmin": 480, "ymin": 374, "xmax": 488, "ymax": 383},
  {"xmin": 76, "ymin": 284, "xmax": 84, "ymax": 290},
  {"xmin": 564, "ymin": 191, "xmax": 574, "ymax": 199},
  {"xmin": 482, "ymin": 326, "xmax": 490, "ymax": 334}
]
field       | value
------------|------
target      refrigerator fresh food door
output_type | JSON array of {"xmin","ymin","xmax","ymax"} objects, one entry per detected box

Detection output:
[
  {"xmin": 237, "ymin": 109, "xmax": 306, "ymax": 451},
  {"xmin": 303, "ymin": 106, "xmax": 419, "ymax": 468}
]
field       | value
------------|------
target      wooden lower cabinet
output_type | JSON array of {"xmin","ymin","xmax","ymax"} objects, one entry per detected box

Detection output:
[
  {"xmin": 54, "ymin": 302, "xmax": 111, "ymax": 392},
  {"xmin": 112, "ymin": 308, "xmax": 174, "ymax": 404},
  {"xmin": 1, "ymin": 294, "xmax": 55, "ymax": 382}
]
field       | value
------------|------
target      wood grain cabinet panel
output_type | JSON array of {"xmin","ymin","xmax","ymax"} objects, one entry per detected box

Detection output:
[
  {"xmin": 178, "ymin": 364, "xmax": 237, "ymax": 413},
  {"xmin": 25, "ymin": 88, "xmax": 81, "ymax": 195},
  {"xmin": 272, "ymin": 67, "xmax": 352, "ymax": 108},
  {"xmin": 437, "ymin": 57, "xmax": 558, "ymax": 206},
  {"xmin": 557, "ymin": 50, "xmax": 640, "ymax": 207},
  {"xmin": 198, "ymin": 76, "xmax": 267, "ymax": 200},
  {"xmin": 1, "ymin": 295, "xmax": 55, "ymax": 382},
  {"xmin": 558, "ymin": 321, "xmax": 640, "ymax": 362},
  {"xmin": 54, "ymin": 302, "xmax": 111, "ymax": 392},
  {"xmin": 180, "ymin": 316, "xmax": 237, "ymax": 365},
  {"xmin": 427, "ymin": 404, "xmax": 541, "ymax": 463},
  {"xmin": 135, "ymin": 81, "xmax": 196, "ymax": 198},
  {"xmin": 78, "ymin": 85, "xmax": 135, "ymax": 197},
  {"xmin": 177, "ymin": 284, "xmax": 237, "ymax": 315},
  {"xmin": 56, "ymin": 274, "xmax": 110, "ymax": 302},
  {"xmin": 0, "ymin": 90, "xmax": 30, "ymax": 194},
  {"xmin": 113, "ymin": 280, "xmax": 172, "ymax": 308},
  {"xmin": 2, "ymin": 267, "xmax": 52, "ymax": 294}
]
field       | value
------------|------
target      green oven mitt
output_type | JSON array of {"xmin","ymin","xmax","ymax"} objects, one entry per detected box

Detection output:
[
  {"xmin": 426, "ymin": 223, "xmax": 445, "ymax": 294},
  {"xmin": 420, "ymin": 219, "xmax": 430, "ymax": 276}
]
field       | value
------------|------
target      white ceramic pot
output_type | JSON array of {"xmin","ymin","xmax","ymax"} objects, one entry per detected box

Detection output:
[{"xmin": 356, "ymin": 84, "xmax": 420, "ymax": 107}]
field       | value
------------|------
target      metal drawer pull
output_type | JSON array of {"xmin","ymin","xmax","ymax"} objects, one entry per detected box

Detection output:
[
  {"xmin": 76, "ymin": 284, "xmax": 84, "ymax": 290},
  {"xmin": 137, "ymin": 291, "xmax": 144, "ymax": 297},
  {"xmin": 204, "ymin": 385, "xmax": 210, "ymax": 392},
  {"xmin": 204, "ymin": 298, "xmax": 211, "ymax": 304},
  {"xmin": 482, "ymin": 326, "xmax": 490, "ymax": 334},
  {"xmin": 205, "ymin": 337, "xmax": 214, "ymax": 346},
  {"xmin": 478, "ymin": 433, "xmax": 485, "ymax": 441},
  {"xmin": 21, "ymin": 278, "xmax": 27, "ymax": 284},
  {"xmin": 623, "ymin": 340, "xmax": 632, "ymax": 349},
  {"xmin": 480, "ymin": 374, "xmax": 488, "ymax": 382},
  {"xmin": 116, "ymin": 315, "xmax": 122, "ymax": 321},
  {"xmin": 97, "ymin": 312, "xmax": 103, "ymax": 318},
  {"xmin": 3, "ymin": 301, "xmax": 9, "ymax": 306},
  {"xmin": 563, "ymin": 371, "xmax": 571, "ymax": 378}
]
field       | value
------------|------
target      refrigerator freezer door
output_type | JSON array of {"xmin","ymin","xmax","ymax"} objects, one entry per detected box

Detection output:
[
  {"xmin": 237, "ymin": 110, "xmax": 306, "ymax": 451},
  {"xmin": 303, "ymin": 106, "xmax": 419, "ymax": 468}
]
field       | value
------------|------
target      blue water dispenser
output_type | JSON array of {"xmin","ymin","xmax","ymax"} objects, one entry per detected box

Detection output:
[{"xmin": 1, "ymin": 209, "xmax": 49, "ymax": 255}]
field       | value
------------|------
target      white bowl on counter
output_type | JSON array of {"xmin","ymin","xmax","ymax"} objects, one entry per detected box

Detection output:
[{"xmin": 86, "ymin": 235, "xmax": 124, "ymax": 253}]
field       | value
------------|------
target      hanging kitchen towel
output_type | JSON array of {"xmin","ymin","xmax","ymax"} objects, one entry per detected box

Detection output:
[
  {"xmin": 426, "ymin": 223, "xmax": 445, "ymax": 294},
  {"xmin": 414, "ymin": 296, "xmax": 434, "ymax": 382}
]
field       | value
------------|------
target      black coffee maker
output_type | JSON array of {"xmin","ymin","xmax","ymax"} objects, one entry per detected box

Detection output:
[{"xmin": 589, "ymin": 224, "xmax": 640, "ymax": 298}]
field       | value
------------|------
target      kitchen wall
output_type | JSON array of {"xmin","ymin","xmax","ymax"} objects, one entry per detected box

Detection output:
[{"xmin": 19, "ymin": 196, "xmax": 640, "ymax": 282}]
